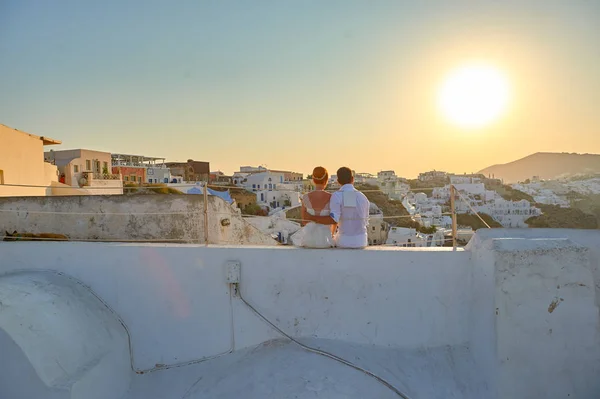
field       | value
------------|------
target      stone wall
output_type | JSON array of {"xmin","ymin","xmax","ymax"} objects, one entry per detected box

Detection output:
[{"xmin": 0, "ymin": 195, "xmax": 276, "ymax": 245}]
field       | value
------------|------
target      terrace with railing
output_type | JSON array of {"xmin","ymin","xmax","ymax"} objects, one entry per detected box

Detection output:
[{"xmin": 82, "ymin": 171, "xmax": 122, "ymax": 182}]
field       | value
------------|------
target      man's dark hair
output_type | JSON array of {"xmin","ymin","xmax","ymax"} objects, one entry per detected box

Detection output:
[{"xmin": 337, "ymin": 167, "xmax": 354, "ymax": 185}]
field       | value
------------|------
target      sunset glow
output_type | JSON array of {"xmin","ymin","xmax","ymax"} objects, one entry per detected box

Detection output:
[{"xmin": 438, "ymin": 64, "xmax": 510, "ymax": 129}]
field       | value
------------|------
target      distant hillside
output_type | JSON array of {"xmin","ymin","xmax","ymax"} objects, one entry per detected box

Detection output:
[{"xmin": 478, "ymin": 152, "xmax": 600, "ymax": 183}]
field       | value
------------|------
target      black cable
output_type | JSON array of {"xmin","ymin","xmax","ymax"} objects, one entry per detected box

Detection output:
[{"xmin": 237, "ymin": 285, "xmax": 412, "ymax": 399}]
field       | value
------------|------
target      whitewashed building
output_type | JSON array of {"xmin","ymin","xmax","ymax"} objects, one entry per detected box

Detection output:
[
  {"xmin": 418, "ymin": 170, "xmax": 447, "ymax": 182},
  {"xmin": 232, "ymin": 172, "xmax": 251, "ymax": 186},
  {"xmin": 256, "ymin": 189, "xmax": 301, "ymax": 209},
  {"xmin": 449, "ymin": 175, "xmax": 482, "ymax": 185},
  {"xmin": 380, "ymin": 180, "xmax": 410, "ymax": 200},
  {"xmin": 354, "ymin": 173, "xmax": 378, "ymax": 186},
  {"xmin": 367, "ymin": 203, "xmax": 388, "ymax": 246},
  {"xmin": 243, "ymin": 171, "xmax": 285, "ymax": 192},
  {"xmin": 377, "ymin": 170, "xmax": 396, "ymax": 182},
  {"xmin": 385, "ymin": 226, "xmax": 445, "ymax": 247},
  {"xmin": 565, "ymin": 178, "xmax": 600, "ymax": 195},
  {"xmin": 479, "ymin": 198, "xmax": 541, "ymax": 228}
]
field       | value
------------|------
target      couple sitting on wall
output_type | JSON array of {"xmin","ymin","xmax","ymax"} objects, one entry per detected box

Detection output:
[{"xmin": 295, "ymin": 166, "xmax": 369, "ymax": 249}]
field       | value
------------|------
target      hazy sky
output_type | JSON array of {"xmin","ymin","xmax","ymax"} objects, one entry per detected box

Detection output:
[{"xmin": 1, "ymin": 1, "xmax": 599, "ymax": 177}]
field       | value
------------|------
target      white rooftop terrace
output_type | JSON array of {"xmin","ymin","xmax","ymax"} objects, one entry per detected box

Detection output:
[
  {"xmin": 1, "ymin": 229, "xmax": 599, "ymax": 399},
  {"xmin": 111, "ymin": 153, "xmax": 167, "ymax": 167}
]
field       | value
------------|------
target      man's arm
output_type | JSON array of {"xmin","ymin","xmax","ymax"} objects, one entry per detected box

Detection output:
[
  {"xmin": 360, "ymin": 193, "xmax": 370, "ymax": 227},
  {"xmin": 301, "ymin": 205, "xmax": 308, "ymax": 226},
  {"xmin": 305, "ymin": 213, "xmax": 337, "ymax": 225},
  {"xmin": 329, "ymin": 192, "xmax": 342, "ymax": 224}
]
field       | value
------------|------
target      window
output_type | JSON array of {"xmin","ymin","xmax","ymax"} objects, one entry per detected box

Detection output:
[
  {"xmin": 273, "ymin": 184, "xmax": 276, "ymax": 189},
  {"xmin": 124, "ymin": 176, "xmax": 129, "ymax": 182},
  {"xmin": 269, "ymin": 183, "xmax": 272, "ymax": 190},
  {"xmin": 260, "ymin": 193, "xmax": 264, "ymax": 201},
  {"xmin": 130, "ymin": 174, "xmax": 137, "ymax": 182},
  {"xmin": 74, "ymin": 165, "xmax": 79, "ymax": 173},
  {"xmin": 103, "ymin": 161, "xmax": 108, "ymax": 171},
  {"xmin": 257, "ymin": 184, "xmax": 260, "ymax": 189},
  {"xmin": 149, "ymin": 178, "xmax": 153, "ymax": 183},
  {"xmin": 372, "ymin": 226, "xmax": 376, "ymax": 231},
  {"xmin": 85, "ymin": 160, "xmax": 91, "ymax": 170},
  {"xmin": 138, "ymin": 176, "xmax": 142, "ymax": 183}
]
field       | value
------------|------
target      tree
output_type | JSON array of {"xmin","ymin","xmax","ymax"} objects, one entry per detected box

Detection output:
[
  {"xmin": 418, "ymin": 225, "xmax": 437, "ymax": 234},
  {"xmin": 243, "ymin": 204, "xmax": 267, "ymax": 216},
  {"xmin": 484, "ymin": 181, "xmax": 534, "ymax": 203},
  {"xmin": 456, "ymin": 213, "xmax": 502, "ymax": 229},
  {"xmin": 526, "ymin": 205, "xmax": 597, "ymax": 229}
]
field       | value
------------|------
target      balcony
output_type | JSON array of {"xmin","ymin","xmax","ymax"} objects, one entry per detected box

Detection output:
[{"xmin": 82, "ymin": 172, "xmax": 122, "ymax": 182}]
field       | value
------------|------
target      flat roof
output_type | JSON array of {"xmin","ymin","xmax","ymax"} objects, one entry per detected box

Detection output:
[
  {"xmin": 111, "ymin": 153, "xmax": 165, "ymax": 162},
  {"xmin": 40, "ymin": 136, "xmax": 62, "ymax": 145}
]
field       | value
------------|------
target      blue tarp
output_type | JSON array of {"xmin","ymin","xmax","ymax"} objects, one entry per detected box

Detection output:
[
  {"xmin": 208, "ymin": 188, "xmax": 233, "ymax": 204},
  {"xmin": 185, "ymin": 186, "xmax": 233, "ymax": 204}
]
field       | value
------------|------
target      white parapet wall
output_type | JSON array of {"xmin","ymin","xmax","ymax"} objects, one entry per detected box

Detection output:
[
  {"xmin": 467, "ymin": 229, "xmax": 600, "ymax": 398},
  {"xmin": 0, "ymin": 244, "xmax": 472, "ymax": 372},
  {"xmin": 0, "ymin": 229, "xmax": 599, "ymax": 398}
]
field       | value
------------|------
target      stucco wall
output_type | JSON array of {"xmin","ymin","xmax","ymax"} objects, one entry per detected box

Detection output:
[
  {"xmin": 0, "ymin": 124, "xmax": 51, "ymax": 196},
  {"xmin": 468, "ymin": 229, "xmax": 600, "ymax": 398},
  {"xmin": 0, "ymin": 243, "xmax": 470, "ymax": 372},
  {"xmin": 113, "ymin": 166, "xmax": 145, "ymax": 183},
  {"xmin": 48, "ymin": 149, "xmax": 112, "ymax": 186},
  {"xmin": 85, "ymin": 176, "xmax": 124, "ymax": 195},
  {"xmin": 0, "ymin": 195, "xmax": 276, "ymax": 245}
]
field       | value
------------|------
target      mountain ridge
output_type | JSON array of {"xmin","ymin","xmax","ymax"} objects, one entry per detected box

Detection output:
[{"xmin": 478, "ymin": 152, "xmax": 600, "ymax": 183}]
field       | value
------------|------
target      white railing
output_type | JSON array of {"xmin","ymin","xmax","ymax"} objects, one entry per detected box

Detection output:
[{"xmin": 82, "ymin": 172, "xmax": 122, "ymax": 182}]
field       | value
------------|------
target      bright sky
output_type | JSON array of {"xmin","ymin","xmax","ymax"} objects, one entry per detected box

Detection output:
[{"xmin": 1, "ymin": 1, "xmax": 599, "ymax": 177}]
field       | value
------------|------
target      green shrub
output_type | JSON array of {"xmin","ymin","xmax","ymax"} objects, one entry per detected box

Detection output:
[{"xmin": 526, "ymin": 205, "xmax": 597, "ymax": 229}]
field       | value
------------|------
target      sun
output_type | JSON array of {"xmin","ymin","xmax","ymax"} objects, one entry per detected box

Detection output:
[{"xmin": 437, "ymin": 63, "xmax": 510, "ymax": 129}]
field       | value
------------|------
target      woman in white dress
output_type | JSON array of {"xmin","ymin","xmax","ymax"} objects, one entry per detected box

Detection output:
[{"xmin": 296, "ymin": 166, "xmax": 336, "ymax": 248}]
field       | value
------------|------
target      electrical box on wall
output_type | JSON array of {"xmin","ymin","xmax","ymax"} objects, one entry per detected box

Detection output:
[{"xmin": 226, "ymin": 261, "xmax": 241, "ymax": 284}]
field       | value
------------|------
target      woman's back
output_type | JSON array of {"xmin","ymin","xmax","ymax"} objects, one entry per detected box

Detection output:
[{"xmin": 303, "ymin": 190, "xmax": 332, "ymax": 216}]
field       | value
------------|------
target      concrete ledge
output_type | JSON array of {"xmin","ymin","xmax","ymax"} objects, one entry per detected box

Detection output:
[{"xmin": 492, "ymin": 237, "xmax": 580, "ymax": 252}]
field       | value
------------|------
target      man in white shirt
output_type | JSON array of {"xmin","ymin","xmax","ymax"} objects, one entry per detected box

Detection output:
[{"xmin": 329, "ymin": 167, "xmax": 370, "ymax": 248}]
